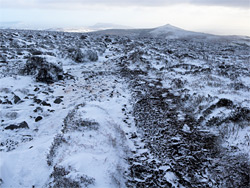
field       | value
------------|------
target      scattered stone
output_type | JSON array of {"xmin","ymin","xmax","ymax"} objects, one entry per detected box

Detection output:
[
  {"xmin": 42, "ymin": 91, "xmax": 49, "ymax": 95},
  {"xmin": 34, "ymin": 107, "xmax": 43, "ymax": 113},
  {"xmin": 48, "ymin": 88, "xmax": 54, "ymax": 93},
  {"xmin": 19, "ymin": 121, "xmax": 29, "ymax": 129},
  {"xmin": 2, "ymin": 99, "xmax": 12, "ymax": 105},
  {"xmin": 34, "ymin": 87, "xmax": 40, "ymax": 92},
  {"xmin": 130, "ymin": 132, "xmax": 137, "ymax": 139},
  {"xmin": 41, "ymin": 101, "xmax": 51, "ymax": 107},
  {"xmin": 54, "ymin": 98, "xmax": 63, "ymax": 104},
  {"xmin": 34, "ymin": 98, "xmax": 42, "ymax": 104},
  {"xmin": 5, "ymin": 124, "xmax": 19, "ymax": 130},
  {"xmin": 13, "ymin": 95, "xmax": 21, "ymax": 104},
  {"xmin": 35, "ymin": 116, "xmax": 43, "ymax": 122},
  {"xmin": 5, "ymin": 121, "xmax": 29, "ymax": 130},
  {"xmin": 21, "ymin": 56, "xmax": 64, "ymax": 84},
  {"xmin": 217, "ymin": 98, "xmax": 233, "ymax": 108}
]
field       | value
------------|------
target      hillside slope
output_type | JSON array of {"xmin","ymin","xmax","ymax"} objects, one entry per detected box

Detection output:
[{"xmin": 0, "ymin": 29, "xmax": 249, "ymax": 187}]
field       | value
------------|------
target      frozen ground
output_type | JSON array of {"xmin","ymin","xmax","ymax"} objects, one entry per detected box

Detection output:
[{"xmin": 0, "ymin": 29, "xmax": 249, "ymax": 187}]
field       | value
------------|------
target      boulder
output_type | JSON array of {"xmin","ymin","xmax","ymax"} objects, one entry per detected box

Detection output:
[
  {"xmin": 5, "ymin": 121, "xmax": 29, "ymax": 130},
  {"xmin": 54, "ymin": 98, "xmax": 63, "ymax": 104},
  {"xmin": 13, "ymin": 95, "xmax": 21, "ymax": 104},
  {"xmin": 21, "ymin": 56, "xmax": 63, "ymax": 84},
  {"xmin": 68, "ymin": 48, "xmax": 98, "ymax": 63},
  {"xmin": 35, "ymin": 116, "xmax": 43, "ymax": 122},
  {"xmin": 19, "ymin": 121, "xmax": 29, "ymax": 128}
]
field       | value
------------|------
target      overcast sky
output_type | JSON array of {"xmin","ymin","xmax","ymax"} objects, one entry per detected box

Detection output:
[{"xmin": 0, "ymin": 0, "xmax": 250, "ymax": 35}]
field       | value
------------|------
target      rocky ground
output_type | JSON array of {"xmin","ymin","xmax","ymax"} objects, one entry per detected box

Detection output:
[{"xmin": 0, "ymin": 29, "xmax": 249, "ymax": 187}]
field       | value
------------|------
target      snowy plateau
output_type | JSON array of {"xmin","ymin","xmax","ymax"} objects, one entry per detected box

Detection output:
[{"xmin": 0, "ymin": 25, "xmax": 250, "ymax": 188}]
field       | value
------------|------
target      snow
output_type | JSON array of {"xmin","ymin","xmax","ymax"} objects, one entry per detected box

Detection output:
[
  {"xmin": 0, "ymin": 28, "xmax": 249, "ymax": 187},
  {"xmin": 0, "ymin": 52, "xmax": 136, "ymax": 187},
  {"xmin": 0, "ymin": 136, "xmax": 52, "ymax": 187}
]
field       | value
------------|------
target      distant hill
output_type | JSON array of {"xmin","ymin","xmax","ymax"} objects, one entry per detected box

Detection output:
[
  {"xmin": 45, "ymin": 23, "xmax": 133, "ymax": 33},
  {"xmin": 149, "ymin": 24, "xmax": 210, "ymax": 39},
  {"xmin": 89, "ymin": 23, "xmax": 133, "ymax": 30},
  {"xmin": 92, "ymin": 24, "xmax": 250, "ymax": 43}
]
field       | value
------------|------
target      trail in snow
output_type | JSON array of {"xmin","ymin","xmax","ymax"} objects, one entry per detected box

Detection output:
[{"xmin": 0, "ymin": 58, "xmax": 137, "ymax": 187}]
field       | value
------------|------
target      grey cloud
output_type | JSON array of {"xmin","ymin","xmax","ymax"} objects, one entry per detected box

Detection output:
[
  {"xmin": 39, "ymin": 0, "xmax": 250, "ymax": 7},
  {"xmin": 190, "ymin": 0, "xmax": 249, "ymax": 7},
  {"xmin": 1, "ymin": 0, "xmax": 249, "ymax": 8}
]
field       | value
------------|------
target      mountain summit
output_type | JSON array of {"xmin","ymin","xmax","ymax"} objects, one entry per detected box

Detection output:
[
  {"xmin": 94, "ymin": 23, "xmax": 214, "ymax": 40},
  {"xmin": 150, "ymin": 24, "xmax": 208, "ymax": 39}
]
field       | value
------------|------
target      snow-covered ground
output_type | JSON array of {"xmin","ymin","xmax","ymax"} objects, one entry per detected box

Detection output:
[
  {"xmin": 0, "ymin": 29, "xmax": 249, "ymax": 187},
  {"xmin": 0, "ymin": 56, "xmax": 137, "ymax": 187}
]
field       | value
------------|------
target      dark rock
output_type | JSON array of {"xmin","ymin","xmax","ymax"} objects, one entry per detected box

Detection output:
[
  {"xmin": 42, "ymin": 91, "xmax": 49, "ymax": 95},
  {"xmin": 2, "ymin": 99, "xmax": 12, "ymax": 105},
  {"xmin": 13, "ymin": 95, "xmax": 21, "ymax": 104},
  {"xmin": 36, "ymin": 68, "xmax": 54, "ymax": 84},
  {"xmin": 35, "ymin": 116, "xmax": 43, "ymax": 122},
  {"xmin": 48, "ymin": 88, "xmax": 54, "ymax": 93},
  {"xmin": 41, "ymin": 101, "xmax": 51, "ymax": 107},
  {"xmin": 130, "ymin": 132, "xmax": 138, "ymax": 139},
  {"xmin": 80, "ymin": 35, "xmax": 87, "ymax": 40},
  {"xmin": 54, "ymin": 98, "xmax": 63, "ymax": 104},
  {"xmin": 105, "ymin": 37, "xmax": 112, "ymax": 43},
  {"xmin": 5, "ymin": 121, "xmax": 29, "ymax": 130},
  {"xmin": 64, "ymin": 73, "xmax": 75, "ymax": 80},
  {"xmin": 5, "ymin": 124, "xmax": 19, "ymax": 130},
  {"xmin": 34, "ymin": 98, "xmax": 42, "ymax": 104},
  {"xmin": 21, "ymin": 56, "xmax": 64, "ymax": 84},
  {"xmin": 19, "ymin": 121, "xmax": 29, "ymax": 129},
  {"xmin": 216, "ymin": 98, "xmax": 233, "ymax": 108},
  {"xmin": 34, "ymin": 87, "xmax": 40, "ymax": 92},
  {"xmin": 30, "ymin": 49, "xmax": 43, "ymax": 55},
  {"xmin": 34, "ymin": 107, "xmax": 43, "ymax": 113}
]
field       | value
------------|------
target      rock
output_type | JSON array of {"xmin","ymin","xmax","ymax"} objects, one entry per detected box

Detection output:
[
  {"xmin": 34, "ymin": 87, "xmax": 40, "ymax": 92},
  {"xmin": 19, "ymin": 121, "xmax": 29, "ymax": 129},
  {"xmin": 80, "ymin": 35, "xmax": 87, "ymax": 40},
  {"xmin": 216, "ymin": 98, "xmax": 233, "ymax": 108},
  {"xmin": 48, "ymin": 88, "xmax": 54, "ymax": 93},
  {"xmin": 5, "ymin": 121, "xmax": 29, "ymax": 130},
  {"xmin": 54, "ymin": 98, "xmax": 63, "ymax": 104},
  {"xmin": 35, "ymin": 116, "xmax": 43, "ymax": 122},
  {"xmin": 34, "ymin": 107, "xmax": 43, "ymax": 113},
  {"xmin": 86, "ymin": 50, "xmax": 98, "ymax": 62},
  {"xmin": 5, "ymin": 124, "xmax": 19, "ymax": 130},
  {"xmin": 34, "ymin": 98, "xmax": 42, "ymax": 104},
  {"xmin": 21, "ymin": 56, "xmax": 64, "ymax": 84},
  {"xmin": 130, "ymin": 132, "xmax": 138, "ymax": 139},
  {"xmin": 30, "ymin": 49, "xmax": 43, "ymax": 55},
  {"xmin": 68, "ymin": 48, "xmax": 98, "ymax": 63},
  {"xmin": 2, "ymin": 99, "xmax": 12, "ymax": 105},
  {"xmin": 13, "ymin": 95, "xmax": 21, "ymax": 104},
  {"xmin": 36, "ymin": 68, "xmax": 54, "ymax": 84},
  {"xmin": 41, "ymin": 101, "xmax": 51, "ymax": 107}
]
